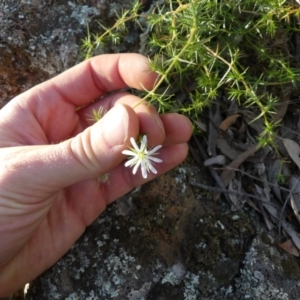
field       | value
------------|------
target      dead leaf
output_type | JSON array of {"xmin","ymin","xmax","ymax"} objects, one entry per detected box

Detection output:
[
  {"xmin": 255, "ymin": 184, "xmax": 276, "ymax": 217},
  {"xmin": 214, "ymin": 145, "xmax": 258, "ymax": 201},
  {"xmin": 255, "ymin": 184, "xmax": 274, "ymax": 231},
  {"xmin": 282, "ymin": 138, "xmax": 300, "ymax": 169},
  {"xmin": 217, "ymin": 138, "xmax": 242, "ymax": 160},
  {"xmin": 289, "ymin": 176, "xmax": 300, "ymax": 225},
  {"xmin": 261, "ymin": 197, "xmax": 300, "ymax": 251},
  {"xmin": 245, "ymin": 198, "xmax": 260, "ymax": 212},
  {"xmin": 194, "ymin": 119, "xmax": 207, "ymax": 132},
  {"xmin": 273, "ymin": 87, "xmax": 291, "ymax": 123},
  {"xmin": 277, "ymin": 239, "xmax": 299, "ymax": 257},
  {"xmin": 228, "ymin": 178, "xmax": 244, "ymax": 211},
  {"xmin": 267, "ymin": 160, "xmax": 282, "ymax": 202},
  {"xmin": 219, "ymin": 114, "xmax": 241, "ymax": 131},
  {"xmin": 204, "ymin": 155, "xmax": 226, "ymax": 166},
  {"xmin": 281, "ymin": 221, "xmax": 300, "ymax": 250},
  {"xmin": 220, "ymin": 145, "xmax": 259, "ymax": 187}
]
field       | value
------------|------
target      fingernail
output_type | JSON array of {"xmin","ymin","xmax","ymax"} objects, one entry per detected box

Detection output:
[
  {"xmin": 102, "ymin": 105, "xmax": 128, "ymax": 146},
  {"xmin": 151, "ymin": 113, "xmax": 165, "ymax": 137}
]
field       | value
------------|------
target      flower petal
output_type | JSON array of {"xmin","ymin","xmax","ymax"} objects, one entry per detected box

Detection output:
[
  {"xmin": 148, "ymin": 145, "xmax": 162, "ymax": 155},
  {"xmin": 141, "ymin": 160, "xmax": 147, "ymax": 178},
  {"xmin": 132, "ymin": 160, "xmax": 141, "ymax": 175},
  {"xmin": 122, "ymin": 150, "xmax": 136, "ymax": 156},
  {"xmin": 148, "ymin": 156, "xmax": 163, "ymax": 163},
  {"xmin": 130, "ymin": 137, "xmax": 140, "ymax": 151},
  {"xmin": 140, "ymin": 135, "xmax": 148, "ymax": 152},
  {"xmin": 125, "ymin": 157, "xmax": 138, "ymax": 167},
  {"xmin": 148, "ymin": 162, "xmax": 158, "ymax": 174}
]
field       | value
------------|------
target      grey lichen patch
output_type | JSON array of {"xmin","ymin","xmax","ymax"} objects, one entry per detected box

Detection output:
[
  {"xmin": 161, "ymin": 263, "xmax": 186, "ymax": 286},
  {"xmin": 183, "ymin": 272, "xmax": 200, "ymax": 300},
  {"xmin": 127, "ymin": 282, "xmax": 152, "ymax": 300},
  {"xmin": 115, "ymin": 196, "xmax": 135, "ymax": 217},
  {"xmin": 234, "ymin": 233, "xmax": 299, "ymax": 300},
  {"xmin": 175, "ymin": 167, "xmax": 187, "ymax": 194},
  {"xmin": 68, "ymin": 2, "xmax": 99, "ymax": 25},
  {"xmin": 27, "ymin": 210, "xmax": 145, "ymax": 299}
]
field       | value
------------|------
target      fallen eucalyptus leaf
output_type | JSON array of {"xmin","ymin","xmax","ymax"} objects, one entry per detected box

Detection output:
[
  {"xmin": 273, "ymin": 87, "xmax": 291, "ymax": 123},
  {"xmin": 281, "ymin": 221, "xmax": 300, "ymax": 250},
  {"xmin": 214, "ymin": 145, "xmax": 258, "ymax": 201},
  {"xmin": 289, "ymin": 176, "xmax": 300, "ymax": 225},
  {"xmin": 283, "ymin": 138, "xmax": 300, "ymax": 169},
  {"xmin": 220, "ymin": 146, "xmax": 258, "ymax": 187},
  {"xmin": 277, "ymin": 239, "xmax": 299, "ymax": 257},
  {"xmin": 219, "ymin": 114, "xmax": 241, "ymax": 131},
  {"xmin": 204, "ymin": 155, "xmax": 226, "ymax": 166},
  {"xmin": 194, "ymin": 119, "xmax": 207, "ymax": 132},
  {"xmin": 228, "ymin": 178, "xmax": 244, "ymax": 211},
  {"xmin": 217, "ymin": 138, "xmax": 242, "ymax": 160}
]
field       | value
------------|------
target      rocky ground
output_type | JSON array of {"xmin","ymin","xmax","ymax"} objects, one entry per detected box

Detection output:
[{"xmin": 1, "ymin": 1, "xmax": 300, "ymax": 299}]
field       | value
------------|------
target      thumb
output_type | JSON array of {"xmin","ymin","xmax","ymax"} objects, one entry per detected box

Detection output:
[
  {"xmin": 0, "ymin": 104, "xmax": 139, "ymax": 192},
  {"xmin": 64, "ymin": 104, "xmax": 139, "ymax": 184}
]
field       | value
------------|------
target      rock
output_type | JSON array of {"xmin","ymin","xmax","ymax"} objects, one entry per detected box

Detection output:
[
  {"xmin": 0, "ymin": 0, "xmax": 133, "ymax": 107},
  {"xmin": 24, "ymin": 157, "xmax": 300, "ymax": 299},
  {"xmin": 1, "ymin": 1, "xmax": 300, "ymax": 299}
]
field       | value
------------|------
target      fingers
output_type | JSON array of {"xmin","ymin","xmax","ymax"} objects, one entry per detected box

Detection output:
[
  {"xmin": 0, "ymin": 105, "xmax": 138, "ymax": 195},
  {"xmin": 0, "ymin": 54, "xmax": 158, "ymax": 145},
  {"xmin": 52, "ymin": 104, "xmax": 139, "ymax": 186},
  {"xmin": 78, "ymin": 92, "xmax": 193, "ymax": 146},
  {"xmin": 24, "ymin": 53, "xmax": 158, "ymax": 108},
  {"xmin": 78, "ymin": 92, "xmax": 166, "ymax": 146},
  {"xmin": 0, "ymin": 101, "xmax": 192, "ymax": 195},
  {"xmin": 159, "ymin": 113, "xmax": 193, "ymax": 145}
]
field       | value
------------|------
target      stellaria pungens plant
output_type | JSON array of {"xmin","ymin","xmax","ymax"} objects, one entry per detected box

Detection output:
[{"xmin": 82, "ymin": 0, "xmax": 300, "ymax": 148}]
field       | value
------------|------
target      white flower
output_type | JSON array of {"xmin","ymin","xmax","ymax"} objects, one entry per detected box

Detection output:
[{"xmin": 122, "ymin": 135, "xmax": 163, "ymax": 179}]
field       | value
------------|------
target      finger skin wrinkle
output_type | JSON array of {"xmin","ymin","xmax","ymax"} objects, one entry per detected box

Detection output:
[
  {"xmin": 89, "ymin": 55, "xmax": 124, "ymax": 96},
  {"xmin": 116, "ymin": 55, "xmax": 128, "ymax": 88},
  {"xmin": 88, "ymin": 59, "xmax": 108, "ymax": 96},
  {"xmin": 44, "ymin": 81, "xmax": 74, "ymax": 108},
  {"xmin": 68, "ymin": 135, "xmax": 98, "ymax": 177}
]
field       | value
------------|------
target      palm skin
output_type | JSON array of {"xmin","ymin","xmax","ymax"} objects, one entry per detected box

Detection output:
[{"xmin": 0, "ymin": 53, "xmax": 192, "ymax": 296}]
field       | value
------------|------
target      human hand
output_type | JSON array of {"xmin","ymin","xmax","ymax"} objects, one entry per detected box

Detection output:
[{"xmin": 0, "ymin": 53, "xmax": 192, "ymax": 296}]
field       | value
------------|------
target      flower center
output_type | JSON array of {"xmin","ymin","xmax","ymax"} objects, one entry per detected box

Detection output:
[{"xmin": 138, "ymin": 151, "xmax": 146, "ymax": 160}]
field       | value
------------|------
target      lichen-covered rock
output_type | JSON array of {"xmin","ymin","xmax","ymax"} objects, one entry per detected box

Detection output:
[
  {"xmin": 0, "ymin": 0, "xmax": 133, "ymax": 107},
  {"xmin": 24, "ymin": 157, "xmax": 300, "ymax": 300}
]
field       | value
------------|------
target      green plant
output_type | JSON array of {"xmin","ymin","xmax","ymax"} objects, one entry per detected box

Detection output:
[
  {"xmin": 82, "ymin": 0, "xmax": 300, "ymax": 147},
  {"xmin": 86, "ymin": 107, "xmax": 104, "ymax": 122}
]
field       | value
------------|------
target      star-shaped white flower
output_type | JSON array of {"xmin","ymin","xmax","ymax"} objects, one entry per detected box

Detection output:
[{"xmin": 122, "ymin": 135, "xmax": 163, "ymax": 179}]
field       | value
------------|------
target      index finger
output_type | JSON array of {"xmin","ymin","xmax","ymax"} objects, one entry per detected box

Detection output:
[{"xmin": 36, "ymin": 53, "xmax": 158, "ymax": 107}]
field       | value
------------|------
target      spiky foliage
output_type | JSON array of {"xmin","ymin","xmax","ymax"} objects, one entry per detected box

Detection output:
[{"xmin": 82, "ymin": 0, "xmax": 300, "ymax": 146}]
